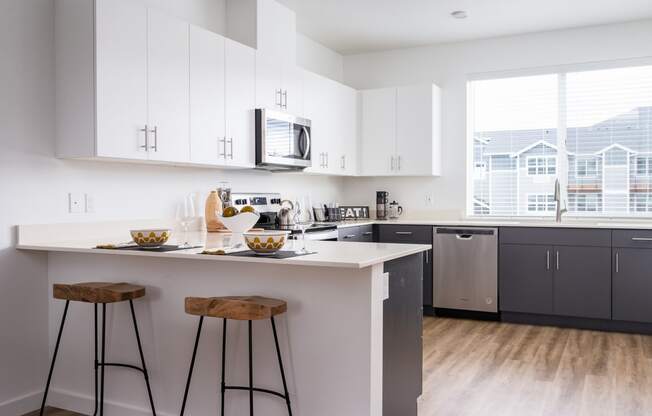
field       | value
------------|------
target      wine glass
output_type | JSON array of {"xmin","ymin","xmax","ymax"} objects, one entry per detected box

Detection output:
[
  {"xmin": 176, "ymin": 194, "xmax": 197, "ymax": 249},
  {"xmin": 293, "ymin": 195, "xmax": 313, "ymax": 254}
]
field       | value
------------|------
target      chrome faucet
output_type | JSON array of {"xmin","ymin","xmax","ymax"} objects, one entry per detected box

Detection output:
[{"xmin": 553, "ymin": 178, "xmax": 567, "ymax": 223}]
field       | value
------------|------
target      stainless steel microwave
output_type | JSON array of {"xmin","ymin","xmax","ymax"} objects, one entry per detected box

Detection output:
[{"xmin": 255, "ymin": 109, "xmax": 312, "ymax": 171}]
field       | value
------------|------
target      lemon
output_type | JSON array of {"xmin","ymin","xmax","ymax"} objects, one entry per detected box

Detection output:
[
  {"xmin": 222, "ymin": 206, "xmax": 239, "ymax": 217},
  {"xmin": 241, "ymin": 205, "xmax": 256, "ymax": 214}
]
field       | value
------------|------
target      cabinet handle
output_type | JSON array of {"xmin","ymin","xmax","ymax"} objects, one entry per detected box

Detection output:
[
  {"xmin": 140, "ymin": 125, "xmax": 149, "ymax": 151},
  {"xmin": 556, "ymin": 250, "xmax": 560, "ymax": 271},
  {"xmin": 149, "ymin": 126, "xmax": 158, "ymax": 152},
  {"xmin": 363, "ymin": 231, "xmax": 373, "ymax": 236},
  {"xmin": 275, "ymin": 89, "xmax": 282, "ymax": 107},
  {"xmin": 615, "ymin": 251, "xmax": 619, "ymax": 273},
  {"xmin": 341, "ymin": 155, "xmax": 346, "ymax": 169},
  {"xmin": 395, "ymin": 231, "xmax": 413, "ymax": 235},
  {"xmin": 325, "ymin": 152, "xmax": 329, "ymax": 168},
  {"xmin": 631, "ymin": 237, "xmax": 652, "ymax": 241},
  {"xmin": 398, "ymin": 155, "xmax": 402, "ymax": 171},
  {"xmin": 228, "ymin": 137, "xmax": 234, "ymax": 159},
  {"xmin": 343, "ymin": 234, "xmax": 356, "ymax": 239},
  {"xmin": 219, "ymin": 137, "xmax": 226, "ymax": 158},
  {"xmin": 391, "ymin": 156, "xmax": 395, "ymax": 171},
  {"xmin": 546, "ymin": 250, "xmax": 550, "ymax": 271},
  {"xmin": 283, "ymin": 90, "xmax": 288, "ymax": 109},
  {"xmin": 425, "ymin": 250, "xmax": 429, "ymax": 264}
]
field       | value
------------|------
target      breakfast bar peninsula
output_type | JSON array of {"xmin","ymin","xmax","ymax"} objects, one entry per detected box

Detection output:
[{"xmin": 17, "ymin": 220, "xmax": 428, "ymax": 416}]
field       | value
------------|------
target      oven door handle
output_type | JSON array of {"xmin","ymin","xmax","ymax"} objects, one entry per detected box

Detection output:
[{"xmin": 301, "ymin": 126, "xmax": 311, "ymax": 160}]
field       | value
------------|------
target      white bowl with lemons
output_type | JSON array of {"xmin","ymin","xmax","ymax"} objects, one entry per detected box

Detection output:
[{"xmin": 218, "ymin": 206, "xmax": 260, "ymax": 233}]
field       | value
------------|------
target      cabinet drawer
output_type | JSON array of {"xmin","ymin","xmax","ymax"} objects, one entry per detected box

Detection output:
[
  {"xmin": 378, "ymin": 225, "xmax": 432, "ymax": 244},
  {"xmin": 358, "ymin": 225, "xmax": 375, "ymax": 242},
  {"xmin": 613, "ymin": 229, "xmax": 652, "ymax": 248},
  {"xmin": 499, "ymin": 227, "xmax": 611, "ymax": 247}
]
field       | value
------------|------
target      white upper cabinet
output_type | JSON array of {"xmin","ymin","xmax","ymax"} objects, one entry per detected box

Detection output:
[
  {"xmin": 189, "ymin": 25, "xmax": 226, "ymax": 165},
  {"xmin": 225, "ymin": 38, "xmax": 256, "ymax": 168},
  {"xmin": 396, "ymin": 84, "xmax": 441, "ymax": 176},
  {"xmin": 147, "ymin": 9, "xmax": 190, "ymax": 162},
  {"xmin": 303, "ymin": 71, "xmax": 358, "ymax": 176},
  {"xmin": 95, "ymin": 0, "xmax": 148, "ymax": 160},
  {"xmin": 361, "ymin": 88, "xmax": 397, "ymax": 176},
  {"xmin": 360, "ymin": 84, "xmax": 441, "ymax": 176}
]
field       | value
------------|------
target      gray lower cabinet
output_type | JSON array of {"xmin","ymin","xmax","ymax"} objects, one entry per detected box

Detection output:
[
  {"xmin": 383, "ymin": 253, "xmax": 423, "ymax": 416},
  {"xmin": 500, "ymin": 240, "xmax": 611, "ymax": 319},
  {"xmin": 612, "ymin": 248, "xmax": 652, "ymax": 323},
  {"xmin": 553, "ymin": 246, "xmax": 611, "ymax": 319},
  {"xmin": 338, "ymin": 224, "xmax": 374, "ymax": 242},
  {"xmin": 499, "ymin": 244, "xmax": 553, "ymax": 315},
  {"xmin": 378, "ymin": 225, "xmax": 433, "ymax": 307}
]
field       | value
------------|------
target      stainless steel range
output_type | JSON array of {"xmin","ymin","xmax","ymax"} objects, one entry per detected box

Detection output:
[{"xmin": 231, "ymin": 193, "xmax": 338, "ymax": 241}]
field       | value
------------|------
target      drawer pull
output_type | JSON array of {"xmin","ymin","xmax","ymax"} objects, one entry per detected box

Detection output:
[
  {"xmin": 343, "ymin": 235, "xmax": 356, "ymax": 239},
  {"xmin": 395, "ymin": 231, "xmax": 413, "ymax": 235},
  {"xmin": 362, "ymin": 232, "xmax": 373, "ymax": 236},
  {"xmin": 632, "ymin": 237, "xmax": 652, "ymax": 241}
]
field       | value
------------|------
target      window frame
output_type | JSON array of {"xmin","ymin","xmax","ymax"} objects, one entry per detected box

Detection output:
[
  {"xmin": 526, "ymin": 155, "xmax": 557, "ymax": 176},
  {"xmin": 526, "ymin": 193, "xmax": 556, "ymax": 213}
]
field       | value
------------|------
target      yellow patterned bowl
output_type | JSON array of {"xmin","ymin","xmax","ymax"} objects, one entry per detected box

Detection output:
[
  {"xmin": 130, "ymin": 229, "xmax": 171, "ymax": 248},
  {"xmin": 243, "ymin": 231, "xmax": 290, "ymax": 255}
]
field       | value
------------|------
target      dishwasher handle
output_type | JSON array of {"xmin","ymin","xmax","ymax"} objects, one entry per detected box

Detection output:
[{"xmin": 456, "ymin": 234, "xmax": 474, "ymax": 240}]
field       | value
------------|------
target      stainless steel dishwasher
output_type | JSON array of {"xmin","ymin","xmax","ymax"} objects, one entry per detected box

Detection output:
[{"xmin": 433, "ymin": 227, "xmax": 498, "ymax": 313}]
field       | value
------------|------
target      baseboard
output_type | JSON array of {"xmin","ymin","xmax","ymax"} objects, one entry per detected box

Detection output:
[
  {"xmin": 0, "ymin": 390, "xmax": 42, "ymax": 416},
  {"xmin": 502, "ymin": 312, "xmax": 652, "ymax": 335},
  {"xmin": 48, "ymin": 389, "xmax": 175, "ymax": 416}
]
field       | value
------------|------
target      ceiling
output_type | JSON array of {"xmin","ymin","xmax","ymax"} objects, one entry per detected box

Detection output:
[{"xmin": 277, "ymin": 0, "xmax": 652, "ymax": 55}]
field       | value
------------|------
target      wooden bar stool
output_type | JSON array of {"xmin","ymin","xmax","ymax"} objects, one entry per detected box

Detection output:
[
  {"xmin": 180, "ymin": 296, "xmax": 292, "ymax": 416},
  {"xmin": 39, "ymin": 282, "xmax": 156, "ymax": 416}
]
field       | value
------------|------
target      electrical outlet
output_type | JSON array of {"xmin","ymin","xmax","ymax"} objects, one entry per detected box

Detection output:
[
  {"xmin": 85, "ymin": 194, "xmax": 95, "ymax": 213},
  {"xmin": 425, "ymin": 195, "xmax": 434, "ymax": 206},
  {"xmin": 68, "ymin": 192, "xmax": 84, "ymax": 213}
]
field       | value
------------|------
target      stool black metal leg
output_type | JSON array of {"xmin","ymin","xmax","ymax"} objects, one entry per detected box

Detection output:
[
  {"xmin": 93, "ymin": 303, "xmax": 99, "ymax": 416},
  {"xmin": 248, "ymin": 320, "xmax": 254, "ymax": 416},
  {"xmin": 39, "ymin": 300, "xmax": 70, "ymax": 416},
  {"xmin": 129, "ymin": 300, "xmax": 157, "ymax": 415},
  {"xmin": 100, "ymin": 303, "xmax": 106, "ymax": 416},
  {"xmin": 271, "ymin": 317, "xmax": 292, "ymax": 416},
  {"xmin": 180, "ymin": 316, "xmax": 204, "ymax": 416},
  {"xmin": 220, "ymin": 318, "xmax": 227, "ymax": 416}
]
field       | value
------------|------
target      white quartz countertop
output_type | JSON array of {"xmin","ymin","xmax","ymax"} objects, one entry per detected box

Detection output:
[{"xmin": 16, "ymin": 222, "xmax": 429, "ymax": 269}]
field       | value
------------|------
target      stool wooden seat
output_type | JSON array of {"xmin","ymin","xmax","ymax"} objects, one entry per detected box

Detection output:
[
  {"xmin": 185, "ymin": 296, "xmax": 287, "ymax": 320},
  {"xmin": 53, "ymin": 282, "xmax": 145, "ymax": 303}
]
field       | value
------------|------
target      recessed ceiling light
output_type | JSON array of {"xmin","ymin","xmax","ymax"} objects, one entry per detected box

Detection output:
[{"xmin": 451, "ymin": 10, "xmax": 467, "ymax": 19}]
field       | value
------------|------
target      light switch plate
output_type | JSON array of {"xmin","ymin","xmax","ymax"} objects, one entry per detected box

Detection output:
[{"xmin": 68, "ymin": 192, "xmax": 84, "ymax": 214}]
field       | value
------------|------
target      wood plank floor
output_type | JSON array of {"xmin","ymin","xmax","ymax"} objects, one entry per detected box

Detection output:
[
  {"xmin": 419, "ymin": 317, "xmax": 652, "ymax": 416},
  {"xmin": 26, "ymin": 317, "xmax": 652, "ymax": 416}
]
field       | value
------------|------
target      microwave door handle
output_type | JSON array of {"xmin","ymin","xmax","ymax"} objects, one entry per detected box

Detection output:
[{"xmin": 302, "ymin": 126, "xmax": 311, "ymax": 159}]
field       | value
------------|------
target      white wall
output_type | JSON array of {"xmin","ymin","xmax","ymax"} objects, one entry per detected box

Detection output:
[
  {"xmin": 0, "ymin": 0, "xmax": 342, "ymax": 413},
  {"xmin": 296, "ymin": 33, "xmax": 344, "ymax": 83},
  {"xmin": 342, "ymin": 19, "xmax": 652, "ymax": 218}
]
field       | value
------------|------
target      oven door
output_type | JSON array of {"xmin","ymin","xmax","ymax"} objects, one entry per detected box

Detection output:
[{"xmin": 256, "ymin": 109, "xmax": 312, "ymax": 169}]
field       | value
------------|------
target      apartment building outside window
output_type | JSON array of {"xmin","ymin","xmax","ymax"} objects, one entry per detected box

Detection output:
[{"xmin": 469, "ymin": 63, "xmax": 652, "ymax": 217}]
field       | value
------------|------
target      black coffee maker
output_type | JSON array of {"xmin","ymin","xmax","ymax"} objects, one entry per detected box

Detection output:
[{"xmin": 376, "ymin": 191, "xmax": 389, "ymax": 220}]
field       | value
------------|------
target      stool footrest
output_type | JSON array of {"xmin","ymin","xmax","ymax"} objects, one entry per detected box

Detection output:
[
  {"xmin": 99, "ymin": 362, "xmax": 147, "ymax": 375},
  {"xmin": 224, "ymin": 385, "xmax": 289, "ymax": 400}
]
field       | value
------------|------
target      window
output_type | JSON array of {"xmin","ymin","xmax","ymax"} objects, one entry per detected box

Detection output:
[
  {"xmin": 527, "ymin": 194, "xmax": 555, "ymax": 212},
  {"xmin": 469, "ymin": 64, "xmax": 652, "ymax": 217},
  {"xmin": 576, "ymin": 158, "xmax": 598, "ymax": 178},
  {"xmin": 636, "ymin": 156, "xmax": 652, "ymax": 176},
  {"xmin": 569, "ymin": 193, "xmax": 601, "ymax": 212},
  {"xmin": 527, "ymin": 156, "xmax": 556, "ymax": 175}
]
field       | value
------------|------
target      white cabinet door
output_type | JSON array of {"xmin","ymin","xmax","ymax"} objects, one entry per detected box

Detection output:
[
  {"xmin": 225, "ymin": 39, "xmax": 256, "ymax": 168},
  {"xmin": 95, "ymin": 0, "xmax": 148, "ymax": 160},
  {"xmin": 147, "ymin": 9, "xmax": 190, "ymax": 162},
  {"xmin": 302, "ymin": 71, "xmax": 328, "ymax": 173},
  {"xmin": 396, "ymin": 84, "xmax": 441, "ymax": 176},
  {"xmin": 255, "ymin": 52, "xmax": 282, "ymax": 110},
  {"xmin": 339, "ymin": 85, "xmax": 359, "ymax": 176},
  {"xmin": 282, "ymin": 64, "xmax": 304, "ymax": 116},
  {"xmin": 256, "ymin": 0, "xmax": 296, "ymax": 63},
  {"xmin": 361, "ymin": 88, "xmax": 396, "ymax": 175},
  {"xmin": 189, "ymin": 25, "xmax": 226, "ymax": 166}
]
